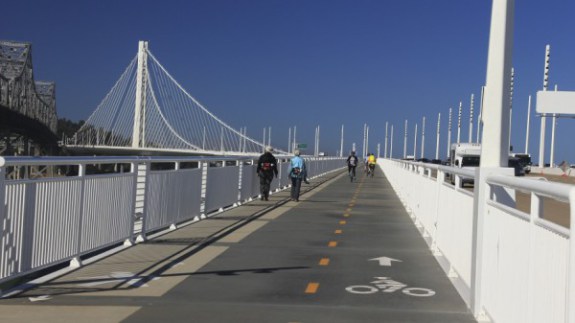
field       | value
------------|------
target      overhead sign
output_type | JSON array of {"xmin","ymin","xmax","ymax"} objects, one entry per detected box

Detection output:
[
  {"xmin": 536, "ymin": 90, "xmax": 575, "ymax": 114},
  {"xmin": 298, "ymin": 143, "xmax": 307, "ymax": 149}
]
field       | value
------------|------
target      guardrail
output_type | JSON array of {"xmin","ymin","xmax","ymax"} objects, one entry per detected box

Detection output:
[
  {"xmin": 0, "ymin": 155, "xmax": 345, "ymax": 287},
  {"xmin": 380, "ymin": 158, "xmax": 574, "ymax": 323}
]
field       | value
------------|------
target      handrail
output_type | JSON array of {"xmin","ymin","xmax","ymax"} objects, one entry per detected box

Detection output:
[
  {"xmin": 487, "ymin": 173, "xmax": 574, "ymax": 203},
  {"xmin": 1, "ymin": 155, "xmax": 343, "ymax": 167},
  {"xmin": 389, "ymin": 158, "xmax": 476, "ymax": 179}
]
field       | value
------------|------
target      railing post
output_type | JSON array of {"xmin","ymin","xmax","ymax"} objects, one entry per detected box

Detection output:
[
  {"xmin": 134, "ymin": 161, "xmax": 149, "ymax": 243},
  {"xmin": 0, "ymin": 157, "xmax": 5, "ymax": 235},
  {"xmin": 568, "ymin": 188, "xmax": 575, "ymax": 323},
  {"xmin": 431, "ymin": 169, "xmax": 445, "ymax": 254},
  {"xmin": 70, "ymin": 162, "xmax": 87, "ymax": 268},
  {"xmin": 236, "ymin": 159, "xmax": 242, "ymax": 205}
]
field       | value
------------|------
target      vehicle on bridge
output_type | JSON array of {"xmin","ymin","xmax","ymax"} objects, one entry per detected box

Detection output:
[
  {"xmin": 449, "ymin": 143, "xmax": 481, "ymax": 186},
  {"xmin": 511, "ymin": 153, "xmax": 532, "ymax": 174}
]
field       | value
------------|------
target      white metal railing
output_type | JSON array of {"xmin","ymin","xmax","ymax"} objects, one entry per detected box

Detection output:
[
  {"xmin": 380, "ymin": 158, "xmax": 575, "ymax": 323},
  {"xmin": 0, "ymin": 155, "xmax": 345, "ymax": 287}
]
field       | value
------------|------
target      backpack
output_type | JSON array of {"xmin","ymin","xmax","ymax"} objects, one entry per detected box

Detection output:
[
  {"xmin": 291, "ymin": 158, "xmax": 303, "ymax": 178},
  {"xmin": 261, "ymin": 162, "xmax": 272, "ymax": 171}
]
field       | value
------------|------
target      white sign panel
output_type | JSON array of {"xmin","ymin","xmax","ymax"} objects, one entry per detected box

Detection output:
[{"xmin": 536, "ymin": 90, "xmax": 575, "ymax": 114}]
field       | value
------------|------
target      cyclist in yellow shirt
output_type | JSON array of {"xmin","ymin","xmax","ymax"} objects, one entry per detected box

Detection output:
[{"xmin": 367, "ymin": 153, "xmax": 376, "ymax": 177}]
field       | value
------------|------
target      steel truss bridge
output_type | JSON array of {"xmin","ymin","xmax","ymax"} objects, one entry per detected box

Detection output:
[
  {"xmin": 0, "ymin": 40, "xmax": 58, "ymax": 156},
  {"xmin": 68, "ymin": 41, "xmax": 284, "ymax": 156}
]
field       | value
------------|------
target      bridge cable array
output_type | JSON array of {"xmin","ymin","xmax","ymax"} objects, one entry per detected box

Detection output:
[{"xmin": 74, "ymin": 47, "xmax": 280, "ymax": 155}]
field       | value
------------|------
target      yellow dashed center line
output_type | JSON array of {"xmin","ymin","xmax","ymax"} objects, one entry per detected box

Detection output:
[
  {"xmin": 335, "ymin": 229, "xmax": 343, "ymax": 234},
  {"xmin": 343, "ymin": 213, "xmax": 350, "ymax": 217},
  {"xmin": 339, "ymin": 220, "xmax": 346, "ymax": 225},
  {"xmin": 305, "ymin": 282, "xmax": 320, "ymax": 294},
  {"xmin": 346, "ymin": 208, "xmax": 352, "ymax": 212},
  {"xmin": 319, "ymin": 258, "xmax": 330, "ymax": 266},
  {"xmin": 328, "ymin": 241, "xmax": 338, "ymax": 247}
]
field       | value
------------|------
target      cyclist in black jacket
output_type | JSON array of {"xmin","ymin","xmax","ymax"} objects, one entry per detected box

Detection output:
[
  {"xmin": 346, "ymin": 151, "xmax": 358, "ymax": 182},
  {"xmin": 257, "ymin": 146, "xmax": 278, "ymax": 201}
]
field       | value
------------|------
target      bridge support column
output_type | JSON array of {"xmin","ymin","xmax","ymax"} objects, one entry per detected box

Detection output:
[
  {"xmin": 132, "ymin": 41, "xmax": 149, "ymax": 148},
  {"xmin": 472, "ymin": 0, "xmax": 515, "ymax": 319}
]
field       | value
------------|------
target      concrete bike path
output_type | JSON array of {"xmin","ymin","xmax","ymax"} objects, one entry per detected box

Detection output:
[{"xmin": 0, "ymin": 168, "xmax": 476, "ymax": 322}]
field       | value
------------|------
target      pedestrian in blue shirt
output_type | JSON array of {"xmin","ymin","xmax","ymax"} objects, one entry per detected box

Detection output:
[{"xmin": 289, "ymin": 149, "xmax": 307, "ymax": 202}]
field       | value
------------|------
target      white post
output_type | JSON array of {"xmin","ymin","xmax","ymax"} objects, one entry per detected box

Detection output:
[
  {"xmin": 435, "ymin": 113, "xmax": 441, "ymax": 160},
  {"xmin": 472, "ymin": 0, "xmax": 515, "ymax": 319},
  {"xmin": 268, "ymin": 127, "xmax": 272, "ymax": 146},
  {"xmin": 0, "ymin": 158, "xmax": 5, "ymax": 234},
  {"xmin": 457, "ymin": 101, "xmax": 462, "ymax": 144},
  {"xmin": 202, "ymin": 126, "xmax": 206, "ymax": 150},
  {"xmin": 480, "ymin": 0, "xmax": 514, "ymax": 167},
  {"xmin": 362, "ymin": 123, "xmax": 367, "ymax": 158},
  {"xmin": 413, "ymin": 124, "xmax": 418, "ymax": 158},
  {"xmin": 525, "ymin": 95, "xmax": 531, "ymax": 154},
  {"xmin": 317, "ymin": 126, "xmax": 321, "ymax": 156},
  {"xmin": 340, "ymin": 125, "xmax": 344, "ymax": 157},
  {"xmin": 477, "ymin": 86, "xmax": 485, "ymax": 143},
  {"xmin": 384, "ymin": 122, "xmax": 389, "ymax": 158},
  {"xmin": 403, "ymin": 120, "xmax": 408, "ymax": 159},
  {"xmin": 263, "ymin": 128, "xmax": 266, "ymax": 152},
  {"xmin": 243, "ymin": 127, "xmax": 247, "ymax": 152},
  {"xmin": 132, "ymin": 41, "xmax": 148, "ymax": 148},
  {"xmin": 447, "ymin": 108, "xmax": 452, "ymax": 158},
  {"xmin": 550, "ymin": 113, "xmax": 557, "ymax": 167},
  {"xmin": 550, "ymin": 85, "xmax": 558, "ymax": 167},
  {"xmin": 469, "ymin": 94, "xmax": 475, "ymax": 143},
  {"xmin": 220, "ymin": 127, "xmax": 224, "ymax": 152},
  {"xmin": 288, "ymin": 127, "xmax": 292, "ymax": 154},
  {"xmin": 293, "ymin": 126, "xmax": 297, "ymax": 152},
  {"xmin": 508, "ymin": 67, "xmax": 514, "ymax": 151},
  {"xmin": 317, "ymin": 126, "xmax": 319, "ymax": 156},
  {"xmin": 421, "ymin": 117, "xmax": 426, "ymax": 158},
  {"xmin": 390, "ymin": 125, "xmax": 394, "ymax": 158},
  {"xmin": 238, "ymin": 126, "xmax": 243, "ymax": 152},
  {"xmin": 377, "ymin": 143, "xmax": 380, "ymax": 158},
  {"xmin": 538, "ymin": 44, "xmax": 551, "ymax": 167},
  {"xmin": 366, "ymin": 126, "xmax": 369, "ymax": 156}
]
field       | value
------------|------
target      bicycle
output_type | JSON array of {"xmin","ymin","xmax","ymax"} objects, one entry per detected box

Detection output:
[
  {"xmin": 367, "ymin": 163, "xmax": 375, "ymax": 177},
  {"xmin": 348, "ymin": 166, "xmax": 356, "ymax": 182}
]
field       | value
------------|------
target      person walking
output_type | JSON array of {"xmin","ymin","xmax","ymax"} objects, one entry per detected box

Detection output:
[
  {"xmin": 288, "ymin": 149, "xmax": 307, "ymax": 202},
  {"xmin": 257, "ymin": 146, "xmax": 278, "ymax": 201},
  {"xmin": 346, "ymin": 151, "xmax": 358, "ymax": 182}
]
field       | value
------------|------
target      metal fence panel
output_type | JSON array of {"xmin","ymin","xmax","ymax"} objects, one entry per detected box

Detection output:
[
  {"xmin": 80, "ymin": 174, "xmax": 135, "ymax": 253},
  {"xmin": 240, "ymin": 164, "xmax": 258, "ymax": 201},
  {"xmin": 205, "ymin": 166, "xmax": 240, "ymax": 214},
  {"xmin": 144, "ymin": 168, "xmax": 202, "ymax": 233}
]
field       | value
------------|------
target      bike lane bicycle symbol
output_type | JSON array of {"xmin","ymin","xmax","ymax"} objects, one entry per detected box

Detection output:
[{"xmin": 346, "ymin": 276, "xmax": 436, "ymax": 297}]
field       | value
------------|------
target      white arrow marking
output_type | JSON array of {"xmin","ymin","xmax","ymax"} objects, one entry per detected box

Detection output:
[
  {"xmin": 29, "ymin": 295, "xmax": 52, "ymax": 302},
  {"xmin": 369, "ymin": 257, "xmax": 402, "ymax": 267}
]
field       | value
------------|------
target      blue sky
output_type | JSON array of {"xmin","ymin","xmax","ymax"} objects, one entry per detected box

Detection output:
[{"xmin": 2, "ymin": 1, "xmax": 575, "ymax": 162}]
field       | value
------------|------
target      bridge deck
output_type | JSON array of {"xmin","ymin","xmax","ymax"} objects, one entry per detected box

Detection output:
[{"xmin": 0, "ymin": 168, "xmax": 476, "ymax": 322}]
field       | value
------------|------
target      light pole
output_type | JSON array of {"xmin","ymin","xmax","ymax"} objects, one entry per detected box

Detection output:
[{"xmin": 538, "ymin": 44, "xmax": 551, "ymax": 167}]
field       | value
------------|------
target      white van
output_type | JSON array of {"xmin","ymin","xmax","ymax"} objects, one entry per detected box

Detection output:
[{"xmin": 449, "ymin": 143, "xmax": 481, "ymax": 186}]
